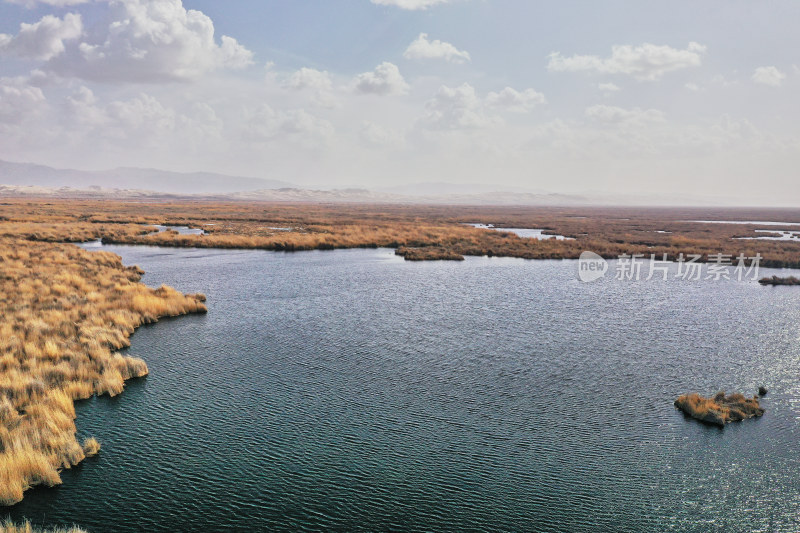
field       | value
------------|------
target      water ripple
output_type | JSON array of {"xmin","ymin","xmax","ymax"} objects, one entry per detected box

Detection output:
[{"xmin": 6, "ymin": 248, "xmax": 800, "ymax": 532}]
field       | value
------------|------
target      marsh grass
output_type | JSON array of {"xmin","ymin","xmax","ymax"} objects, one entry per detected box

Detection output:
[
  {"xmin": 81, "ymin": 438, "xmax": 100, "ymax": 458},
  {"xmin": 2, "ymin": 200, "xmax": 799, "ymax": 266},
  {"xmin": 395, "ymin": 246, "xmax": 465, "ymax": 261},
  {"xmin": 0, "ymin": 198, "xmax": 800, "ymax": 268},
  {"xmin": 759, "ymin": 275, "xmax": 800, "ymax": 286},
  {"xmin": 0, "ymin": 238, "xmax": 206, "ymax": 506},
  {"xmin": 0, "ymin": 520, "xmax": 86, "ymax": 533},
  {"xmin": 674, "ymin": 392, "xmax": 764, "ymax": 427}
]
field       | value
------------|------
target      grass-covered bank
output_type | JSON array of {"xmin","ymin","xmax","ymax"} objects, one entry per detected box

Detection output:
[
  {"xmin": 2, "ymin": 200, "xmax": 800, "ymax": 267},
  {"xmin": 0, "ymin": 239, "xmax": 206, "ymax": 506},
  {"xmin": 0, "ymin": 519, "xmax": 86, "ymax": 533}
]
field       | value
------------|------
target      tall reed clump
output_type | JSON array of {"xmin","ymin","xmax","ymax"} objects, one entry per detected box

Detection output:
[
  {"xmin": 674, "ymin": 391, "xmax": 764, "ymax": 427},
  {"xmin": 0, "ymin": 238, "xmax": 207, "ymax": 506},
  {"xmin": 0, "ymin": 520, "xmax": 87, "ymax": 533}
]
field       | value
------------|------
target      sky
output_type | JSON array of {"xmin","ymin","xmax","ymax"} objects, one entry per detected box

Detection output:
[{"xmin": 0, "ymin": 0, "xmax": 799, "ymax": 203}]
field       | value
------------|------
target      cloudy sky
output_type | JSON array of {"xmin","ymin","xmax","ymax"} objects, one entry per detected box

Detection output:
[{"xmin": 0, "ymin": 0, "xmax": 798, "ymax": 202}]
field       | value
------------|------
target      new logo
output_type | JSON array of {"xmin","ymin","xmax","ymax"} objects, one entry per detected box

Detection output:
[{"xmin": 578, "ymin": 251, "xmax": 608, "ymax": 282}]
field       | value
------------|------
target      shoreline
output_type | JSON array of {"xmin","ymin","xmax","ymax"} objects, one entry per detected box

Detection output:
[
  {"xmin": 4, "ymin": 199, "xmax": 800, "ymax": 267},
  {"xmin": 0, "ymin": 239, "xmax": 207, "ymax": 507}
]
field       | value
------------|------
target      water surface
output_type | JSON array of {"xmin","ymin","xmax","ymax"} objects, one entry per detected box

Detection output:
[
  {"xmin": 148, "ymin": 225, "xmax": 206, "ymax": 235},
  {"xmin": 467, "ymin": 224, "xmax": 571, "ymax": 240},
  {"xmin": 738, "ymin": 230, "xmax": 800, "ymax": 241},
  {"xmin": 7, "ymin": 246, "xmax": 800, "ymax": 532},
  {"xmin": 690, "ymin": 220, "xmax": 800, "ymax": 226}
]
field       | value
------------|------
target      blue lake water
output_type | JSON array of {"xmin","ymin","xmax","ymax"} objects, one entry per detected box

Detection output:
[
  {"xmin": 148, "ymin": 225, "xmax": 206, "ymax": 235},
  {"xmin": 466, "ymin": 223, "xmax": 571, "ymax": 240},
  {"xmin": 6, "ymin": 245, "xmax": 800, "ymax": 532}
]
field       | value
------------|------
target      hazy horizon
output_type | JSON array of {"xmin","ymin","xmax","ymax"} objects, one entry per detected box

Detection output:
[{"xmin": 1, "ymin": 1, "xmax": 799, "ymax": 205}]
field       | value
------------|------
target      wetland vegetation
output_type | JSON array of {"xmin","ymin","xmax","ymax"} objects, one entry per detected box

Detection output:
[
  {"xmin": 0, "ymin": 238, "xmax": 205, "ymax": 506},
  {"xmin": 3, "ymin": 200, "xmax": 800, "ymax": 267},
  {"xmin": 758, "ymin": 275, "xmax": 800, "ymax": 286},
  {"xmin": 0, "ymin": 520, "xmax": 86, "ymax": 533},
  {"xmin": 674, "ymin": 392, "xmax": 765, "ymax": 427}
]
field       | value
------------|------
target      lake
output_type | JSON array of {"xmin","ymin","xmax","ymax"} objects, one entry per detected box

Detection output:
[{"xmin": 7, "ymin": 245, "xmax": 800, "ymax": 532}]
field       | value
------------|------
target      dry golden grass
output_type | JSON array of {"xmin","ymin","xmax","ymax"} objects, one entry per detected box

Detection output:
[
  {"xmin": 81, "ymin": 437, "xmax": 100, "ymax": 458},
  {"xmin": 759, "ymin": 275, "xmax": 800, "ymax": 286},
  {"xmin": 0, "ymin": 520, "xmax": 87, "ymax": 533},
  {"xmin": 0, "ymin": 238, "xmax": 206, "ymax": 506},
  {"xmin": 2, "ymin": 199, "xmax": 800, "ymax": 267},
  {"xmin": 674, "ymin": 391, "xmax": 764, "ymax": 427},
  {"xmin": 395, "ymin": 246, "xmax": 466, "ymax": 261}
]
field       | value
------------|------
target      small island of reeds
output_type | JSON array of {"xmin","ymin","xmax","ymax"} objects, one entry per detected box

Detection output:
[
  {"xmin": 674, "ymin": 391, "xmax": 765, "ymax": 427},
  {"xmin": 395, "ymin": 246, "xmax": 466, "ymax": 261},
  {"xmin": 759, "ymin": 275, "xmax": 800, "ymax": 286}
]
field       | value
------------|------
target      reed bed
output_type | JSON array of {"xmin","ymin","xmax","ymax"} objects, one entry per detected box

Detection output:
[
  {"xmin": 674, "ymin": 392, "xmax": 764, "ymax": 427},
  {"xmin": 0, "ymin": 222, "xmax": 150, "ymax": 244},
  {"xmin": 759, "ymin": 275, "xmax": 800, "ymax": 286},
  {"xmin": 395, "ymin": 246, "xmax": 466, "ymax": 261},
  {"xmin": 0, "ymin": 238, "xmax": 206, "ymax": 506},
  {"xmin": 1, "ymin": 199, "xmax": 799, "ymax": 267},
  {"xmin": 0, "ymin": 519, "xmax": 86, "ymax": 533}
]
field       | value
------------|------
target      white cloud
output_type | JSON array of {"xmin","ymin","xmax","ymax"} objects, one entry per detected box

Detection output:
[
  {"xmin": 598, "ymin": 82, "xmax": 620, "ymax": 92},
  {"xmin": 403, "ymin": 33, "xmax": 470, "ymax": 64},
  {"xmin": 421, "ymin": 83, "xmax": 545, "ymax": 130},
  {"xmin": 685, "ymin": 82, "xmax": 700, "ymax": 92},
  {"xmin": 360, "ymin": 121, "xmax": 404, "ymax": 147},
  {"xmin": 353, "ymin": 62, "xmax": 409, "ymax": 95},
  {"xmin": 286, "ymin": 68, "xmax": 332, "ymax": 92},
  {"xmin": 285, "ymin": 67, "xmax": 338, "ymax": 107},
  {"xmin": 0, "ymin": 13, "xmax": 83, "ymax": 61},
  {"xmin": 4, "ymin": 0, "xmax": 89, "ymax": 6},
  {"xmin": 62, "ymin": 89, "xmax": 178, "ymax": 137},
  {"xmin": 48, "ymin": 0, "xmax": 253, "ymax": 82},
  {"xmin": 370, "ymin": 0, "xmax": 452, "ymax": 10},
  {"xmin": 752, "ymin": 66, "xmax": 786, "ymax": 87},
  {"xmin": 106, "ymin": 94, "xmax": 176, "ymax": 134},
  {"xmin": 485, "ymin": 87, "xmax": 545, "ymax": 113},
  {"xmin": 67, "ymin": 85, "xmax": 95, "ymax": 107},
  {"xmin": 422, "ymin": 83, "xmax": 493, "ymax": 130},
  {"xmin": 548, "ymin": 42, "xmax": 707, "ymax": 81},
  {"xmin": 64, "ymin": 85, "xmax": 106, "ymax": 127},
  {"xmin": 83, "ymin": 93, "xmax": 179, "ymax": 142},
  {"xmin": 0, "ymin": 77, "xmax": 46, "ymax": 124},
  {"xmin": 585, "ymin": 105, "xmax": 665, "ymax": 126},
  {"xmin": 56, "ymin": 89, "xmax": 231, "ymax": 156},
  {"xmin": 244, "ymin": 105, "xmax": 334, "ymax": 143}
]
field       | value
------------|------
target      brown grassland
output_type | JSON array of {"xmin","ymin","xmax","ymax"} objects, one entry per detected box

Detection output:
[
  {"xmin": 674, "ymin": 392, "xmax": 765, "ymax": 427},
  {"xmin": 0, "ymin": 198, "xmax": 799, "ymax": 509},
  {"xmin": 2, "ymin": 200, "xmax": 800, "ymax": 266},
  {"xmin": 0, "ymin": 237, "xmax": 206, "ymax": 506},
  {"xmin": 0, "ymin": 519, "xmax": 86, "ymax": 533},
  {"xmin": 759, "ymin": 275, "xmax": 800, "ymax": 286}
]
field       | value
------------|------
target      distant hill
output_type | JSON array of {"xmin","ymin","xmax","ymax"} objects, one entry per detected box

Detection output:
[
  {"xmin": 0, "ymin": 160, "xmax": 738, "ymax": 206},
  {"xmin": 0, "ymin": 160, "xmax": 295, "ymax": 194},
  {"xmin": 377, "ymin": 181, "xmax": 550, "ymax": 196},
  {"xmin": 229, "ymin": 188, "xmax": 591, "ymax": 205},
  {"xmin": 0, "ymin": 183, "xmax": 593, "ymax": 205}
]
